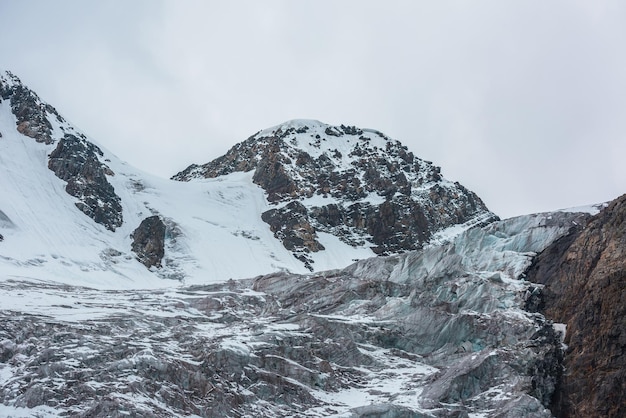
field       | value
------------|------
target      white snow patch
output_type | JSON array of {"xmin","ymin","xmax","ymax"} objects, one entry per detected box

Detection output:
[
  {"xmin": 553, "ymin": 323, "xmax": 567, "ymax": 344},
  {"xmin": 557, "ymin": 202, "xmax": 607, "ymax": 215},
  {"xmin": 0, "ymin": 404, "xmax": 61, "ymax": 417}
]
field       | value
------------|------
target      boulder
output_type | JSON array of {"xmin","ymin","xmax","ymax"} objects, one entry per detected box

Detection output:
[{"xmin": 131, "ymin": 215, "xmax": 166, "ymax": 268}]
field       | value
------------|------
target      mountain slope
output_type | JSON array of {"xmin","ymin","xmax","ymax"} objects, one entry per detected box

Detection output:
[
  {"xmin": 0, "ymin": 72, "xmax": 496, "ymax": 287},
  {"xmin": 0, "ymin": 73, "xmax": 326, "ymax": 287}
]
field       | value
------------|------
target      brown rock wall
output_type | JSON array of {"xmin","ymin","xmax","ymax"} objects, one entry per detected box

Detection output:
[{"xmin": 526, "ymin": 195, "xmax": 626, "ymax": 417}]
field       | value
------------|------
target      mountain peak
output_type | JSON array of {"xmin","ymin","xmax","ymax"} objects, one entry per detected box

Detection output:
[
  {"xmin": 173, "ymin": 120, "xmax": 497, "ymax": 266},
  {"xmin": 173, "ymin": 119, "xmax": 436, "ymax": 196},
  {"xmin": 0, "ymin": 72, "xmax": 495, "ymax": 279}
]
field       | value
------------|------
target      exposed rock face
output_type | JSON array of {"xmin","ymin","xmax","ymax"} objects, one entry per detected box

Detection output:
[
  {"xmin": 526, "ymin": 196, "xmax": 626, "ymax": 417},
  {"xmin": 261, "ymin": 201, "xmax": 324, "ymax": 270},
  {"xmin": 131, "ymin": 215, "xmax": 166, "ymax": 268},
  {"xmin": 174, "ymin": 120, "xmax": 497, "ymax": 264},
  {"xmin": 0, "ymin": 71, "xmax": 63, "ymax": 145},
  {"xmin": 48, "ymin": 134, "xmax": 123, "ymax": 231}
]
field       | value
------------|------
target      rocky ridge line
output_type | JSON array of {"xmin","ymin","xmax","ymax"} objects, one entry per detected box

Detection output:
[{"xmin": 0, "ymin": 71, "xmax": 62, "ymax": 145}]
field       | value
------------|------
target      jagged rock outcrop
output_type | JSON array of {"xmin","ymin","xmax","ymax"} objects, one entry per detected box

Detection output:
[
  {"xmin": 174, "ymin": 120, "xmax": 497, "ymax": 263},
  {"xmin": 0, "ymin": 71, "xmax": 63, "ymax": 145},
  {"xmin": 526, "ymin": 195, "xmax": 626, "ymax": 418},
  {"xmin": 48, "ymin": 134, "xmax": 123, "ymax": 231},
  {"xmin": 261, "ymin": 201, "xmax": 324, "ymax": 270},
  {"xmin": 131, "ymin": 215, "xmax": 166, "ymax": 268}
]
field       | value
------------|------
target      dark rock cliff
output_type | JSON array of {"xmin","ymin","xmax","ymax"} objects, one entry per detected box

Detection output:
[
  {"xmin": 48, "ymin": 134, "xmax": 123, "ymax": 231},
  {"xmin": 526, "ymin": 195, "xmax": 626, "ymax": 418},
  {"xmin": 173, "ymin": 120, "xmax": 497, "ymax": 264},
  {"xmin": 131, "ymin": 216, "xmax": 166, "ymax": 268},
  {"xmin": 261, "ymin": 201, "xmax": 324, "ymax": 270}
]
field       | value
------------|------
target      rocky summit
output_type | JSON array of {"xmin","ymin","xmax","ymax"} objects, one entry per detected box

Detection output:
[{"xmin": 174, "ymin": 119, "xmax": 497, "ymax": 267}]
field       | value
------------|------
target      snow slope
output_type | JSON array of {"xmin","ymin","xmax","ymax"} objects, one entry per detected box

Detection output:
[
  {"xmin": 5, "ymin": 73, "xmax": 435, "ymax": 289},
  {"xmin": 0, "ymin": 73, "xmax": 499, "ymax": 289},
  {"xmin": 0, "ymin": 97, "xmax": 380, "ymax": 289}
]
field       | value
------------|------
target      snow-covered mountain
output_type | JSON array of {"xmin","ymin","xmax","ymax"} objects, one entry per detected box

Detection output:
[
  {"xmin": 1, "ymin": 71, "xmax": 623, "ymax": 418},
  {"xmin": 0, "ymin": 71, "xmax": 495, "ymax": 288},
  {"xmin": 173, "ymin": 120, "xmax": 496, "ymax": 262}
]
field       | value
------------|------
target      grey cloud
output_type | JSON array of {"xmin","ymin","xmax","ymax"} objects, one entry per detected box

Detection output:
[{"xmin": 0, "ymin": 0, "xmax": 624, "ymax": 217}]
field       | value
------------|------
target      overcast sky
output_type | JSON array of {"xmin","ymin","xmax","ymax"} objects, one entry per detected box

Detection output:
[{"xmin": 1, "ymin": 1, "xmax": 624, "ymax": 218}]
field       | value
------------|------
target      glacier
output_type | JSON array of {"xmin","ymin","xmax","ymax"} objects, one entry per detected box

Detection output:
[
  {"xmin": 0, "ymin": 69, "xmax": 612, "ymax": 417},
  {"xmin": 0, "ymin": 210, "xmax": 591, "ymax": 417}
]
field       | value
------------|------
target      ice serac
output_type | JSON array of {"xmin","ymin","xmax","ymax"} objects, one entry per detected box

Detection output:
[
  {"xmin": 526, "ymin": 194, "xmax": 626, "ymax": 418},
  {"xmin": 173, "ymin": 119, "xmax": 498, "ymax": 267},
  {"xmin": 0, "ymin": 211, "xmax": 585, "ymax": 417}
]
